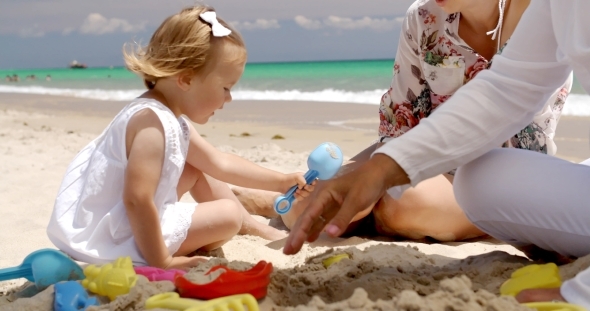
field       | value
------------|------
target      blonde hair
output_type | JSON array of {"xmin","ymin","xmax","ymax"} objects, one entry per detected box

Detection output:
[{"xmin": 123, "ymin": 6, "xmax": 246, "ymax": 89}]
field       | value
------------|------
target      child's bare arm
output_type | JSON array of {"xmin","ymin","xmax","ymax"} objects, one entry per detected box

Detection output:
[
  {"xmin": 185, "ymin": 123, "xmax": 309, "ymax": 194},
  {"xmin": 123, "ymin": 110, "xmax": 200, "ymax": 269}
]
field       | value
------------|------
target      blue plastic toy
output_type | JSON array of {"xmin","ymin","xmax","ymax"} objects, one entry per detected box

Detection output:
[
  {"xmin": 0, "ymin": 248, "xmax": 84, "ymax": 290},
  {"xmin": 274, "ymin": 142, "xmax": 343, "ymax": 214},
  {"xmin": 54, "ymin": 281, "xmax": 99, "ymax": 311}
]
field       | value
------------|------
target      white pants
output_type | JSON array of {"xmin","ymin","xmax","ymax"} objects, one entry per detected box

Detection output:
[{"xmin": 454, "ymin": 148, "xmax": 590, "ymax": 258}]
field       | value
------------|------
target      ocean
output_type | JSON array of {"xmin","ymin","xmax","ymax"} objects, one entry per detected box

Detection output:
[{"xmin": 1, "ymin": 59, "xmax": 589, "ymax": 116}]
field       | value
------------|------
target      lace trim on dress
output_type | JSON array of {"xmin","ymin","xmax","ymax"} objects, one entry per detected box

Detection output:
[{"xmin": 164, "ymin": 202, "xmax": 195, "ymax": 255}]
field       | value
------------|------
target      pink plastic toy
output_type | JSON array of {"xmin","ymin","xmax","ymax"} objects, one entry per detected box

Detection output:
[{"xmin": 134, "ymin": 266, "xmax": 186, "ymax": 282}]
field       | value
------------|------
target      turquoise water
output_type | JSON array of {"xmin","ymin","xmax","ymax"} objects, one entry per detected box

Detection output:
[
  {"xmin": 0, "ymin": 59, "xmax": 395, "ymax": 92},
  {"xmin": 0, "ymin": 59, "xmax": 588, "ymax": 115}
]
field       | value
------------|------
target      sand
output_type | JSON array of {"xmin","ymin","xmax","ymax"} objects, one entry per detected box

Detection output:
[{"xmin": 1, "ymin": 93, "xmax": 590, "ymax": 310}]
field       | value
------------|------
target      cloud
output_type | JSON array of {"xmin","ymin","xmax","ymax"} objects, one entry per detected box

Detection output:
[
  {"xmin": 295, "ymin": 15, "xmax": 403, "ymax": 31},
  {"xmin": 62, "ymin": 27, "xmax": 76, "ymax": 35},
  {"xmin": 294, "ymin": 15, "xmax": 323, "ymax": 30},
  {"xmin": 231, "ymin": 19, "xmax": 280, "ymax": 30},
  {"xmin": 18, "ymin": 25, "xmax": 45, "ymax": 38},
  {"xmin": 77, "ymin": 13, "xmax": 147, "ymax": 35}
]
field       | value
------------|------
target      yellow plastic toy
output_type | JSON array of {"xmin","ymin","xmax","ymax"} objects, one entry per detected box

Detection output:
[
  {"xmin": 81, "ymin": 256, "xmax": 138, "ymax": 300},
  {"xmin": 322, "ymin": 253, "xmax": 350, "ymax": 268},
  {"xmin": 523, "ymin": 302, "xmax": 587, "ymax": 311},
  {"xmin": 500, "ymin": 263, "xmax": 562, "ymax": 297},
  {"xmin": 145, "ymin": 292, "xmax": 259, "ymax": 311}
]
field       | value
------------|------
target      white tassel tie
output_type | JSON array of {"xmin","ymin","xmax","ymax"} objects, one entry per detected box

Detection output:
[{"xmin": 486, "ymin": 0, "xmax": 507, "ymax": 51}]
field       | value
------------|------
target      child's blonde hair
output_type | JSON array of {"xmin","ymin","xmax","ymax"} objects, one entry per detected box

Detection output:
[{"xmin": 124, "ymin": 6, "xmax": 246, "ymax": 89}]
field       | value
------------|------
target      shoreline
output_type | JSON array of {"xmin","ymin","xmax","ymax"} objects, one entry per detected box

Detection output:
[{"xmin": 0, "ymin": 93, "xmax": 379, "ymax": 155}]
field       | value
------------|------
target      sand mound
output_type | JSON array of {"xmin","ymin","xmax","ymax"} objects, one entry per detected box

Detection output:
[
  {"xmin": 286, "ymin": 276, "xmax": 530, "ymax": 311},
  {"xmin": 268, "ymin": 245, "xmax": 530, "ymax": 307}
]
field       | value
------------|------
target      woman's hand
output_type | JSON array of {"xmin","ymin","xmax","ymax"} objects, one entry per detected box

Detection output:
[
  {"xmin": 515, "ymin": 288, "xmax": 565, "ymax": 303},
  {"xmin": 163, "ymin": 255, "xmax": 208, "ymax": 271},
  {"xmin": 283, "ymin": 154, "xmax": 409, "ymax": 255}
]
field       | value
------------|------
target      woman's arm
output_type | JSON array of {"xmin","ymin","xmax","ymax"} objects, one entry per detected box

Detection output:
[
  {"xmin": 378, "ymin": 2, "xmax": 430, "ymax": 139},
  {"xmin": 185, "ymin": 123, "xmax": 305, "ymax": 193},
  {"xmin": 375, "ymin": 0, "xmax": 573, "ymax": 185}
]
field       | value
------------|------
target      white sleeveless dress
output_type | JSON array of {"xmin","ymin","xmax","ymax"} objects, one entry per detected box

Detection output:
[{"xmin": 47, "ymin": 98, "xmax": 196, "ymax": 265}]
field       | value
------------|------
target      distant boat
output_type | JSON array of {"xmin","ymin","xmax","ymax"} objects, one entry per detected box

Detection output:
[{"xmin": 69, "ymin": 60, "xmax": 87, "ymax": 69}]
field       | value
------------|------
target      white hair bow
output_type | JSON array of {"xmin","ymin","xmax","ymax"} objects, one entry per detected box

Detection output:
[{"xmin": 200, "ymin": 11, "xmax": 231, "ymax": 37}]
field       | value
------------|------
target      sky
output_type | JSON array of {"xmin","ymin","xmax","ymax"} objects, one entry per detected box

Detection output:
[{"xmin": 0, "ymin": 0, "xmax": 415, "ymax": 69}]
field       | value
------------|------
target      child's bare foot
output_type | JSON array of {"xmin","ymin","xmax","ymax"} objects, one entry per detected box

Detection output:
[
  {"xmin": 232, "ymin": 186, "xmax": 279, "ymax": 218},
  {"xmin": 241, "ymin": 221, "xmax": 288, "ymax": 241},
  {"xmin": 238, "ymin": 211, "xmax": 288, "ymax": 241},
  {"xmin": 259, "ymin": 226, "xmax": 288, "ymax": 241}
]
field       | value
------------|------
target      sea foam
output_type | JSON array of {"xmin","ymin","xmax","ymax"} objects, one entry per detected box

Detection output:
[{"xmin": 1, "ymin": 85, "xmax": 589, "ymax": 117}]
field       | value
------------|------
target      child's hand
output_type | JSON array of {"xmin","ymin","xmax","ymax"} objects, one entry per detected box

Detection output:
[
  {"xmin": 295, "ymin": 179, "xmax": 316, "ymax": 201},
  {"xmin": 164, "ymin": 255, "xmax": 208, "ymax": 271},
  {"xmin": 283, "ymin": 173, "xmax": 316, "ymax": 201}
]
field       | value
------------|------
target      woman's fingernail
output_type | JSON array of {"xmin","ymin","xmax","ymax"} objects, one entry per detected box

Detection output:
[{"xmin": 326, "ymin": 225, "xmax": 339, "ymax": 236}]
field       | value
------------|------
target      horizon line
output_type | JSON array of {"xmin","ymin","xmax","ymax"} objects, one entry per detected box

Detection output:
[{"xmin": 0, "ymin": 57, "xmax": 394, "ymax": 72}]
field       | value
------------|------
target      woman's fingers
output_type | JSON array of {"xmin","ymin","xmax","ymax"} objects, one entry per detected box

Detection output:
[{"xmin": 284, "ymin": 179, "xmax": 344, "ymax": 254}]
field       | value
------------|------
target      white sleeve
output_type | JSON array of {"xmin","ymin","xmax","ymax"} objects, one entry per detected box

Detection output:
[
  {"xmin": 561, "ymin": 268, "xmax": 590, "ymax": 309},
  {"xmin": 374, "ymin": 0, "xmax": 572, "ymax": 185}
]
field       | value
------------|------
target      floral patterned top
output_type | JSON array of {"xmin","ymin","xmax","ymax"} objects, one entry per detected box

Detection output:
[{"xmin": 378, "ymin": 0, "xmax": 571, "ymax": 156}]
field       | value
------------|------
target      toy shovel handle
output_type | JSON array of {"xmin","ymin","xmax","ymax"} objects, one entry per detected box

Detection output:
[
  {"xmin": 0, "ymin": 265, "xmax": 31, "ymax": 282},
  {"xmin": 274, "ymin": 170, "xmax": 319, "ymax": 215}
]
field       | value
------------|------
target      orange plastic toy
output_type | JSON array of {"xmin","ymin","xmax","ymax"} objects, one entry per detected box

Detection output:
[
  {"xmin": 175, "ymin": 261, "xmax": 272, "ymax": 300},
  {"xmin": 81, "ymin": 256, "xmax": 139, "ymax": 300}
]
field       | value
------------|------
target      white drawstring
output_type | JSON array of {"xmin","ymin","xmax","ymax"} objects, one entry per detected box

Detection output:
[{"xmin": 486, "ymin": 0, "xmax": 507, "ymax": 51}]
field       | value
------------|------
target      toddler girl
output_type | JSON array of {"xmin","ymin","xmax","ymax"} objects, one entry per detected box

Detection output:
[{"xmin": 47, "ymin": 6, "xmax": 312, "ymax": 270}]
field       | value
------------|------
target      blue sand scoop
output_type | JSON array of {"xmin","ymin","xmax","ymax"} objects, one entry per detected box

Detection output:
[
  {"xmin": 0, "ymin": 248, "xmax": 84, "ymax": 290},
  {"xmin": 54, "ymin": 281, "xmax": 99, "ymax": 311},
  {"xmin": 274, "ymin": 142, "xmax": 343, "ymax": 214}
]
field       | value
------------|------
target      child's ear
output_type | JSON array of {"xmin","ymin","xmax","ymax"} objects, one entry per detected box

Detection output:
[{"xmin": 176, "ymin": 70, "xmax": 195, "ymax": 91}]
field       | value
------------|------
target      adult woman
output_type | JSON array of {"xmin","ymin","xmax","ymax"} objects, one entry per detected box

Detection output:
[
  {"xmin": 235, "ymin": 0, "xmax": 571, "ymax": 241},
  {"xmin": 285, "ymin": 0, "xmax": 590, "ymax": 307}
]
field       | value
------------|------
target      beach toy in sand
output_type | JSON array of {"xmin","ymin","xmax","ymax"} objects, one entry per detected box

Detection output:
[
  {"xmin": 54, "ymin": 281, "xmax": 99, "ymax": 311},
  {"xmin": 322, "ymin": 253, "xmax": 351, "ymax": 268},
  {"xmin": 81, "ymin": 256, "xmax": 138, "ymax": 301},
  {"xmin": 175, "ymin": 260, "xmax": 272, "ymax": 300},
  {"xmin": 0, "ymin": 248, "xmax": 84, "ymax": 290},
  {"xmin": 500, "ymin": 263, "xmax": 562, "ymax": 297},
  {"xmin": 523, "ymin": 302, "xmax": 586, "ymax": 311},
  {"xmin": 274, "ymin": 142, "xmax": 343, "ymax": 214},
  {"xmin": 146, "ymin": 292, "xmax": 259, "ymax": 311},
  {"xmin": 134, "ymin": 266, "xmax": 186, "ymax": 282}
]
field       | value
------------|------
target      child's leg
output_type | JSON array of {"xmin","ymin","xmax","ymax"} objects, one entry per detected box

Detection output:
[
  {"xmin": 174, "ymin": 199, "xmax": 241, "ymax": 255},
  {"xmin": 177, "ymin": 164, "xmax": 286, "ymax": 248},
  {"xmin": 232, "ymin": 187, "xmax": 280, "ymax": 218},
  {"xmin": 174, "ymin": 164, "xmax": 241, "ymax": 255}
]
